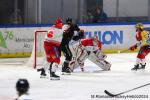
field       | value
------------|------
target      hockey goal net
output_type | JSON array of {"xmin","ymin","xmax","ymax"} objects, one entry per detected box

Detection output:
[{"xmin": 26, "ymin": 30, "xmax": 48, "ymax": 69}]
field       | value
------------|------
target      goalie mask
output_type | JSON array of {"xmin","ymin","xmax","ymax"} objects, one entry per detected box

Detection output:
[
  {"xmin": 92, "ymin": 35, "xmax": 99, "ymax": 44},
  {"xmin": 16, "ymin": 78, "xmax": 30, "ymax": 94}
]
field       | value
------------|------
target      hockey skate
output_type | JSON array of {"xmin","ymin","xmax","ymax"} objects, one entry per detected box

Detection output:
[
  {"xmin": 79, "ymin": 63, "xmax": 85, "ymax": 72},
  {"xmin": 140, "ymin": 65, "xmax": 145, "ymax": 69},
  {"xmin": 50, "ymin": 72, "xmax": 60, "ymax": 80},
  {"xmin": 37, "ymin": 68, "xmax": 47, "ymax": 78},
  {"xmin": 131, "ymin": 64, "xmax": 140, "ymax": 71},
  {"xmin": 140, "ymin": 63, "xmax": 146, "ymax": 70},
  {"xmin": 131, "ymin": 64, "xmax": 146, "ymax": 71},
  {"xmin": 62, "ymin": 67, "xmax": 71, "ymax": 75},
  {"xmin": 62, "ymin": 62, "xmax": 71, "ymax": 75}
]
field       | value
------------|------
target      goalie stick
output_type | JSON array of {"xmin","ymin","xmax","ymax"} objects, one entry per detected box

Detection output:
[{"xmin": 104, "ymin": 82, "xmax": 150, "ymax": 97}]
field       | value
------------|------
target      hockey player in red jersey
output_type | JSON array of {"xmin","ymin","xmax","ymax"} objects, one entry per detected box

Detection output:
[
  {"xmin": 129, "ymin": 23, "xmax": 150, "ymax": 70},
  {"xmin": 70, "ymin": 35, "xmax": 111, "ymax": 72},
  {"xmin": 37, "ymin": 18, "xmax": 63, "ymax": 80}
]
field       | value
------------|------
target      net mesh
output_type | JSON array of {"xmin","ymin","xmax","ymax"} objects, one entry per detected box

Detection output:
[{"xmin": 26, "ymin": 30, "xmax": 48, "ymax": 69}]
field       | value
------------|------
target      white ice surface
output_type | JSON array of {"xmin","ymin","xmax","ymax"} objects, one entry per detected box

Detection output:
[{"xmin": 0, "ymin": 53, "xmax": 150, "ymax": 100}]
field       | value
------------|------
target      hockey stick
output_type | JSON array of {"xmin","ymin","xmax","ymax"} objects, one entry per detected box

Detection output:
[
  {"xmin": 117, "ymin": 49, "xmax": 129, "ymax": 53},
  {"xmin": 104, "ymin": 82, "xmax": 150, "ymax": 97}
]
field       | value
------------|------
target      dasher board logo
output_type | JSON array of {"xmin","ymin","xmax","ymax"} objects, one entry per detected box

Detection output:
[
  {"xmin": 0, "ymin": 31, "xmax": 14, "ymax": 48},
  {"xmin": 84, "ymin": 30, "xmax": 123, "ymax": 45}
]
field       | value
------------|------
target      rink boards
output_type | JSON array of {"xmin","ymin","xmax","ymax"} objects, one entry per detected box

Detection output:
[{"xmin": 0, "ymin": 22, "xmax": 150, "ymax": 57}]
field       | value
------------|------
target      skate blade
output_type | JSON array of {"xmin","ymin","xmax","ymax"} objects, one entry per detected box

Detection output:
[
  {"xmin": 62, "ymin": 72, "xmax": 71, "ymax": 75},
  {"xmin": 40, "ymin": 75, "xmax": 48, "ymax": 78},
  {"xmin": 131, "ymin": 68, "xmax": 145, "ymax": 71},
  {"xmin": 50, "ymin": 77, "xmax": 60, "ymax": 80},
  {"xmin": 137, "ymin": 68, "xmax": 145, "ymax": 72}
]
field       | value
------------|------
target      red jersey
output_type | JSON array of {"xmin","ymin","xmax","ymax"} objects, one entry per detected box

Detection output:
[{"xmin": 81, "ymin": 38, "xmax": 102, "ymax": 51}]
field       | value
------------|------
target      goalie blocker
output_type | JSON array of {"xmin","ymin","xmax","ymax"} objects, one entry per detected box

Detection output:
[{"xmin": 69, "ymin": 36, "xmax": 111, "ymax": 72}]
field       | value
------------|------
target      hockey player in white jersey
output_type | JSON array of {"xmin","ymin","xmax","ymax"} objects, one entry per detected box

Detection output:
[
  {"xmin": 69, "ymin": 35, "xmax": 111, "ymax": 72},
  {"xmin": 37, "ymin": 18, "xmax": 63, "ymax": 80}
]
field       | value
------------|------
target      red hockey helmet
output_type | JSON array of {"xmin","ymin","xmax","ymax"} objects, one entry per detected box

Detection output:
[{"xmin": 54, "ymin": 17, "xmax": 63, "ymax": 29}]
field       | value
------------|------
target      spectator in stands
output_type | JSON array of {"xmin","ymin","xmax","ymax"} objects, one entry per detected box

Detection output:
[
  {"xmin": 86, "ymin": 10, "xmax": 94, "ymax": 23},
  {"xmin": 93, "ymin": 6, "xmax": 108, "ymax": 23},
  {"xmin": 9, "ymin": 9, "xmax": 23, "ymax": 24}
]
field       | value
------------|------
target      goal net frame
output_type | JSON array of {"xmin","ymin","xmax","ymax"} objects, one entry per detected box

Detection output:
[{"xmin": 32, "ymin": 30, "xmax": 48, "ymax": 69}]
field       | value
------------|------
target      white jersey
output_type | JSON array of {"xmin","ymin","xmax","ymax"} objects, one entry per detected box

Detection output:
[
  {"xmin": 69, "ymin": 41, "xmax": 111, "ymax": 71},
  {"xmin": 45, "ymin": 26, "xmax": 63, "ymax": 42},
  {"xmin": 16, "ymin": 94, "xmax": 32, "ymax": 100}
]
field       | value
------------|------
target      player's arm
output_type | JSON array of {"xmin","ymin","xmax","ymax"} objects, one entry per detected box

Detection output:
[
  {"xmin": 72, "ymin": 24, "xmax": 84, "ymax": 41},
  {"xmin": 129, "ymin": 31, "xmax": 143, "ymax": 51},
  {"xmin": 129, "ymin": 42, "xmax": 141, "ymax": 51},
  {"xmin": 129, "ymin": 31, "xmax": 148, "ymax": 51},
  {"xmin": 72, "ymin": 30, "xmax": 84, "ymax": 41}
]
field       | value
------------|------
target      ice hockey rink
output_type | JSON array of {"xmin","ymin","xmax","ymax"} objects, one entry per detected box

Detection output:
[{"xmin": 0, "ymin": 52, "xmax": 150, "ymax": 100}]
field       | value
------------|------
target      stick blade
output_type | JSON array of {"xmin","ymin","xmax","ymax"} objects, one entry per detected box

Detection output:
[{"xmin": 104, "ymin": 90, "xmax": 116, "ymax": 97}]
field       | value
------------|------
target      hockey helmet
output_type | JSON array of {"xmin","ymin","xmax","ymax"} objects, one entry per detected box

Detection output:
[
  {"xmin": 55, "ymin": 17, "xmax": 63, "ymax": 29},
  {"xmin": 16, "ymin": 78, "xmax": 30, "ymax": 93},
  {"xmin": 135, "ymin": 23, "xmax": 144, "ymax": 29},
  {"xmin": 66, "ymin": 17, "xmax": 72, "ymax": 24},
  {"xmin": 55, "ymin": 17, "xmax": 62, "ymax": 25}
]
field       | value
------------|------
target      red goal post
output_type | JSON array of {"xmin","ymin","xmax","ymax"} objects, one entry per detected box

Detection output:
[{"xmin": 27, "ymin": 30, "xmax": 48, "ymax": 69}]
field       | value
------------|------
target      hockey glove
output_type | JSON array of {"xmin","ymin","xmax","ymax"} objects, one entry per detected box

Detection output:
[
  {"xmin": 129, "ymin": 45, "xmax": 137, "ymax": 51},
  {"xmin": 79, "ymin": 30, "xmax": 84, "ymax": 39}
]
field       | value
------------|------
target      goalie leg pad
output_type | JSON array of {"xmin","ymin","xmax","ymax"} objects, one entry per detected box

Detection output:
[
  {"xmin": 89, "ymin": 53, "xmax": 111, "ymax": 71},
  {"xmin": 95, "ymin": 50, "xmax": 107, "ymax": 60},
  {"xmin": 69, "ymin": 49, "xmax": 88, "ymax": 71}
]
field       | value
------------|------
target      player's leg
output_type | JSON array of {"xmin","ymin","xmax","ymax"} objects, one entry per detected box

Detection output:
[
  {"xmin": 37, "ymin": 58, "xmax": 51, "ymax": 78},
  {"xmin": 69, "ymin": 40, "xmax": 80, "ymax": 58},
  {"xmin": 49, "ymin": 62, "xmax": 60, "ymax": 80},
  {"xmin": 48, "ymin": 46, "xmax": 61, "ymax": 79},
  {"xmin": 61, "ymin": 44, "xmax": 72, "ymax": 74},
  {"xmin": 37, "ymin": 41, "xmax": 51, "ymax": 78},
  {"xmin": 69, "ymin": 40, "xmax": 81, "ymax": 71},
  {"xmin": 70, "ymin": 48, "xmax": 88, "ymax": 72},
  {"xmin": 131, "ymin": 45, "xmax": 150, "ymax": 70},
  {"xmin": 38, "ymin": 41, "xmax": 61, "ymax": 78},
  {"xmin": 94, "ymin": 50, "xmax": 107, "ymax": 60},
  {"xmin": 37, "ymin": 67, "xmax": 47, "ymax": 78},
  {"xmin": 131, "ymin": 58, "xmax": 146, "ymax": 70},
  {"xmin": 89, "ymin": 51, "xmax": 111, "ymax": 71}
]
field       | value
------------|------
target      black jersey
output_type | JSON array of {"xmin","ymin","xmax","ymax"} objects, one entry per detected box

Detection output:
[{"xmin": 61, "ymin": 24, "xmax": 80, "ymax": 45}]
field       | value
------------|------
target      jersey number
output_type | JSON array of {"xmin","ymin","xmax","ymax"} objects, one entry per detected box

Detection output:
[{"xmin": 47, "ymin": 31, "xmax": 53, "ymax": 38}]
